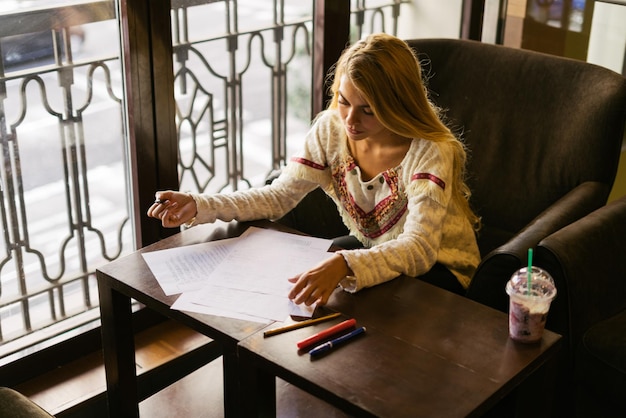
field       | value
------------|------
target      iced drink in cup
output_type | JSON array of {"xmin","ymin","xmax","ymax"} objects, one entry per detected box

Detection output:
[{"xmin": 505, "ymin": 267, "xmax": 557, "ymax": 343}]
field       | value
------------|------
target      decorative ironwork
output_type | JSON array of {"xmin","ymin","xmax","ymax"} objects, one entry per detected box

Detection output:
[
  {"xmin": 352, "ymin": 0, "xmax": 407, "ymax": 39},
  {"xmin": 0, "ymin": 1, "xmax": 127, "ymax": 350},
  {"xmin": 171, "ymin": 0, "xmax": 314, "ymax": 193},
  {"xmin": 0, "ymin": 0, "xmax": 407, "ymax": 356}
]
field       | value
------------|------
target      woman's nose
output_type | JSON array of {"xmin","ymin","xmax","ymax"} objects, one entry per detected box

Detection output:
[{"xmin": 346, "ymin": 108, "xmax": 359, "ymax": 125}]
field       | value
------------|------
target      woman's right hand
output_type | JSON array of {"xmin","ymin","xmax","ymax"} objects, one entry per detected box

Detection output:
[{"xmin": 147, "ymin": 191, "xmax": 198, "ymax": 228}]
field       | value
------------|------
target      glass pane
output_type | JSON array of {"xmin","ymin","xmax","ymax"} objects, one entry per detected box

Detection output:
[
  {"xmin": 0, "ymin": 0, "xmax": 411, "ymax": 359},
  {"xmin": 587, "ymin": 1, "xmax": 626, "ymax": 75},
  {"xmin": 0, "ymin": 0, "xmax": 132, "ymax": 356},
  {"xmin": 172, "ymin": 0, "xmax": 314, "ymax": 193},
  {"xmin": 172, "ymin": 0, "xmax": 410, "ymax": 194}
]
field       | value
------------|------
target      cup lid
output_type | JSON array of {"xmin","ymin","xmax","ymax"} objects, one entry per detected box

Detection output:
[{"xmin": 506, "ymin": 267, "xmax": 557, "ymax": 300}]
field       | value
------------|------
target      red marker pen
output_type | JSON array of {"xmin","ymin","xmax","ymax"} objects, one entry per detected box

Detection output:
[{"xmin": 296, "ymin": 318, "xmax": 357, "ymax": 349}]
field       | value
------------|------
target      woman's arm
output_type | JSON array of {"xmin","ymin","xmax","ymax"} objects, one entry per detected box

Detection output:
[
  {"xmin": 284, "ymin": 193, "xmax": 452, "ymax": 305},
  {"xmin": 147, "ymin": 174, "xmax": 319, "ymax": 228}
]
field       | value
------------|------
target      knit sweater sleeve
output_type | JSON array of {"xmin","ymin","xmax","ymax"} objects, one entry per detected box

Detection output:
[
  {"xmin": 190, "ymin": 174, "xmax": 318, "ymax": 224},
  {"xmin": 190, "ymin": 111, "xmax": 340, "ymax": 224}
]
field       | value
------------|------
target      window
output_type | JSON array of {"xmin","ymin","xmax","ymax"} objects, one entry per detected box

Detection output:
[
  {"xmin": 0, "ymin": 0, "xmax": 409, "ymax": 371},
  {"xmin": 0, "ymin": 0, "xmax": 130, "ymax": 361}
]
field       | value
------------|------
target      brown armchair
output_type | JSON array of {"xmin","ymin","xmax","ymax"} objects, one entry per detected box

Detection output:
[
  {"xmin": 278, "ymin": 38, "xmax": 626, "ymax": 285},
  {"xmin": 0, "ymin": 387, "xmax": 54, "ymax": 418}
]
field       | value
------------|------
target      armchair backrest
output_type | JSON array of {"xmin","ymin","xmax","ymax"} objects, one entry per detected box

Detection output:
[{"xmin": 406, "ymin": 38, "xmax": 626, "ymax": 257}]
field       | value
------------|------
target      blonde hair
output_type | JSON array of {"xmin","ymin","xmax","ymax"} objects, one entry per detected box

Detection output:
[{"xmin": 327, "ymin": 33, "xmax": 480, "ymax": 230}]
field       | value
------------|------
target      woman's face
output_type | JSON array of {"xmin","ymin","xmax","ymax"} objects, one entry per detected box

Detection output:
[{"xmin": 337, "ymin": 75, "xmax": 389, "ymax": 142}]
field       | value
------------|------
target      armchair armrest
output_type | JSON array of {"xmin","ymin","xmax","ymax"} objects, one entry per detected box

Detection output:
[
  {"xmin": 535, "ymin": 194, "xmax": 626, "ymax": 356},
  {"xmin": 466, "ymin": 181, "xmax": 610, "ymax": 313}
]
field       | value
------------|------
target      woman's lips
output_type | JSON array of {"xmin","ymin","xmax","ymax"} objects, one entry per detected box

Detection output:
[{"xmin": 346, "ymin": 126, "xmax": 360, "ymax": 135}]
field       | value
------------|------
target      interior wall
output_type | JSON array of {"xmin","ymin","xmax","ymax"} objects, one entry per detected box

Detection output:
[
  {"xmin": 587, "ymin": 1, "xmax": 626, "ymax": 75},
  {"xmin": 588, "ymin": 3, "xmax": 626, "ymax": 202},
  {"xmin": 397, "ymin": 0, "xmax": 463, "ymax": 40},
  {"xmin": 608, "ymin": 144, "xmax": 626, "ymax": 202}
]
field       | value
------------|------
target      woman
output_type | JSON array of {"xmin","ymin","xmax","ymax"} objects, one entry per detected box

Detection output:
[{"xmin": 148, "ymin": 33, "xmax": 481, "ymax": 306}]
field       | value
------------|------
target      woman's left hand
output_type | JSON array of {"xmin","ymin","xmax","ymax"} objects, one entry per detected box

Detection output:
[
  {"xmin": 147, "ymin": 191, "xmax": 197, "ymax": 228},
  {"xmin": 287, "ymin": 253, "xmax": 351, "ymax": 306}
]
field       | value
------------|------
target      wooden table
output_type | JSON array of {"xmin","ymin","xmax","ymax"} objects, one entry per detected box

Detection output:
[
  {"xmin": 97, "ymin": 220, "xmax": 274, "ymax": 417},
  {"xmin": 98, "ymin": 219, "xmax": 561, "ymax": 417},
  {"xmin": 239, "ymin": 274, "xmax": 562, "ymax": 417}
]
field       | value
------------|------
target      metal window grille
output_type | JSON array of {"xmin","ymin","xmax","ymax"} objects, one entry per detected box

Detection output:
[{"xmin": 0, "ymin": 0, "xmax": 407, "ymax": 359}]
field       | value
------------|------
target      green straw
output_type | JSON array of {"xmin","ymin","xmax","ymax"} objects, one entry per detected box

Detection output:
[{"xmin": 527, "ymin": 248, "xmax": 533, "ymax": 295}]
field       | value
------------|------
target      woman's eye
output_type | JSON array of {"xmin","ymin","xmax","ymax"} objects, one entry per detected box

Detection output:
[{"xmin": 363, "ymin": 108, "xmax": 374, "ymax": 116}]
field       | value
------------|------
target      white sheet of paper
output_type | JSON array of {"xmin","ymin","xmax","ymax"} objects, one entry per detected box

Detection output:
[
  {"xmin": 188, "ymin": 285, "xmax": 301, "ymax": 321},
  {"xmin": 171, "ymin": 291, "xmax": 314, "ymax": 322},
  {"xmin": 187, "ymin": 227, "xmax": 332, "ymax": 321},
  {"xmin": 143, "ymin": 226, "xmax": 332, "ymax": 322},
  {"xmin": 204, "ymin": 227, "xmax": 334, "ymax": 294},
  {"xmin": 141, "ymin": 237, "xmax": 238, "ymax": 295},
  {"xmin": 171, "ymin": 291, "xmax": 271, "ymax": 323}
]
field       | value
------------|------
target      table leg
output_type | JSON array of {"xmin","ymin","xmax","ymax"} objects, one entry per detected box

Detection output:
[
  {"xmin": 98, "ymin": 278, "xmax": 139, "ymax": 417},
  {"xmin": 222, "ymin": 346, "xmax": 240, "ymax": 417},
  {"xmin": 224, "ymin": 344, "xmax": 274, "ymax": 417},
  {"xmin": 512, "ymin": 354, "xmax": 560, "ymax": 418},
  {"xmin": 237, "ymin": 347, "xmax": 276, "ymax": 417}
]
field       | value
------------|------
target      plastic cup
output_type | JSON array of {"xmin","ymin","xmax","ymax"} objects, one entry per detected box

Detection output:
[{"xmin": 505, "ymin": 266, "xmax": 557, "ymax": 343}]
